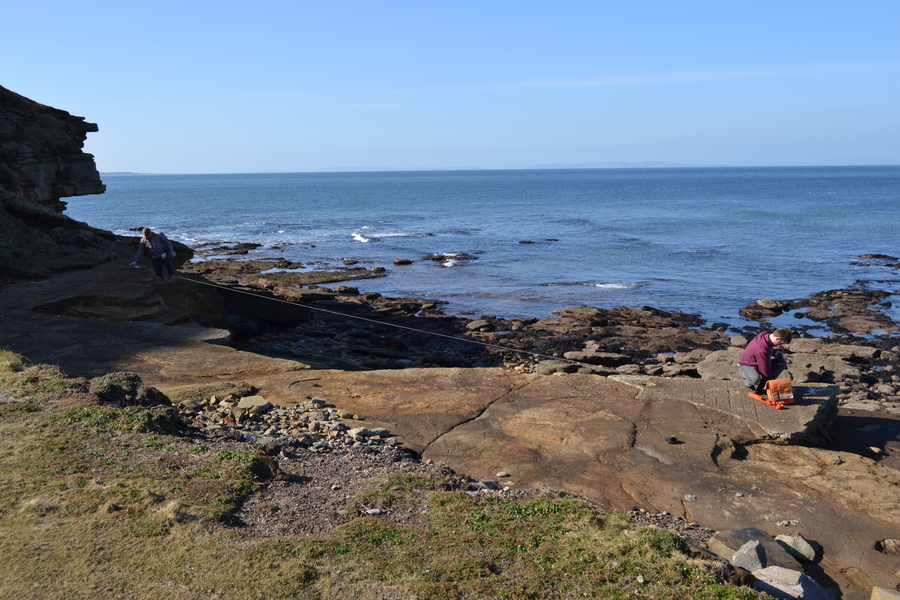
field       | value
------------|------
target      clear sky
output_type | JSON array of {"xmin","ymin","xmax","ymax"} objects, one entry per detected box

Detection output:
[{"xmin": 3, "ymin": 1, "xmax": 899, "ymax": 173}]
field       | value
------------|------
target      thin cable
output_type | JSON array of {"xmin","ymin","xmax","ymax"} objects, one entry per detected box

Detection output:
[{"xmin": 176, "ymin": 274, "xmax": 597, "ymax": 367}]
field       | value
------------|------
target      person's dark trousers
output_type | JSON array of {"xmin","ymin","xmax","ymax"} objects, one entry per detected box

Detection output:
[{"xmin": 152, "ymin": 255, "xmax": 176, "ymax": 278}]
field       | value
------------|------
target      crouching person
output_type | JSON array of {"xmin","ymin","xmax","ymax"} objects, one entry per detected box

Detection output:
[{"xmin": 737, "ymin": 328, "xmax": 792, "ymax": 393}]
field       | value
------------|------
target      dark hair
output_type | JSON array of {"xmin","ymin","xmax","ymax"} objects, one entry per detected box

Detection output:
[{"xmin": 772, "ymin": 328, "xmax": 793, "ymax": 343}]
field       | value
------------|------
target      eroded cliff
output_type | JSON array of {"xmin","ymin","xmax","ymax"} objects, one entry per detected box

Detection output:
[
  {"xmin": 0, "ymin": 85, "xmax": 117, "ymax": 279},
  {"xmin": 0, "ymin": 85, "xmax": 105, "ymax": 210}
]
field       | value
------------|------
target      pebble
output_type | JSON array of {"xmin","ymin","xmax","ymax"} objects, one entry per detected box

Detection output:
[
  {"xmin": 776, "ymin": 520, "xmax": 800, "ymax": 527},
  {"xmin": 176, "ymin": 394, "xmax": 398, "ymax": 453}
]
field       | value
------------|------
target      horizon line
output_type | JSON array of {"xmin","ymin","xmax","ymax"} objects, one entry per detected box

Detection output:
[{"xmin": 99, "ymin": 162, "xmax": 900, "ymax": 176}]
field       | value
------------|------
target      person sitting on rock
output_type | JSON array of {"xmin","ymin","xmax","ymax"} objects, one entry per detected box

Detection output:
[
  {"xmin": 737, "ymin": 328, "xmax": 792, "ymax": 392},
  {"xmin": 130, "ymin": 227, "xmax": 177, "ymax": 280}
]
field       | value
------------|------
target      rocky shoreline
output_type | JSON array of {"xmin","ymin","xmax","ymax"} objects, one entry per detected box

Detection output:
[
  {"xmin": 4, "ymin": 84, "xmax": 900, "ymax": 599},
  {"xmin": 180, "ymin": 254, "xmax": 900, "ymax": 415}
]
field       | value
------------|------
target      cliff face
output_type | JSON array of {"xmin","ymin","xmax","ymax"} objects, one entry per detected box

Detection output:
[
  {"xmin": 0, "ymin": 85, "xmax": 117, "ymax": 279},
  {"xmin": 0, "ymin": 85, "xmax": 105, "ymax": 211}
]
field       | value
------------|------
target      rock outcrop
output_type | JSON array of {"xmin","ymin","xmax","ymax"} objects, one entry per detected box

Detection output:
[
  {"xmin": 0, "ymin": 86, "xmax": 117, "ymax": 279},
  {"xmin": 0, "ymin": 85, "xmax": 105, "ymax": 210}
]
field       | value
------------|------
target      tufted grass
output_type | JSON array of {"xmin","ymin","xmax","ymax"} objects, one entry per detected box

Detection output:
[{"xmin": 0, "ymin": 348, "xmax": 760, "ymax": 600}]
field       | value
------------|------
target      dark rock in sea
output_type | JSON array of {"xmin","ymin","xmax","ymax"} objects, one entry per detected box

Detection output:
[{"xmin": 860, "ymin": 253, "xmax": 898, "ymax": 260}]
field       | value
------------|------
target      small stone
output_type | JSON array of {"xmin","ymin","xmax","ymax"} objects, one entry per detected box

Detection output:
[
  {"xmin": 496, "ymin": 471, "xmax": 510, "ymax": 478},
  {"xmin": 684, "ymin": 495, "xmax": 697, "ymax": 502},
  {"xmin": 868, "ymin": 446, "xmax": 884, "ymax": 456},
  {"xmin": 237, "ymin": 395, "xmax": 272, "ymax": 413},
  {"xmin": 876, "ymin": 539, "xmax": 900, "ymax": 555},
  {"xmin": 366, "ymin": 508, "xmax": 383, "ymax": 516},
  {"xmin": 776, "ymin": 520, "xmax": 799, "ymax": 527},
  {"xmin": 664, "ymin": 436, "xmax": 678, "ymax": 444}
]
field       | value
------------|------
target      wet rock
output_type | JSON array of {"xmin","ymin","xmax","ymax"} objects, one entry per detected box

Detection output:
[
  {"xmin": 757, "ymin": 298, "xmax": 786, "ymax": 310},
  {"xmin": 553, "ymin": 306, "xmax": 609, "ymax": 326},
  {"xmin": 466, "ymin": 319, "xmax": 493, "ymax": 332}
]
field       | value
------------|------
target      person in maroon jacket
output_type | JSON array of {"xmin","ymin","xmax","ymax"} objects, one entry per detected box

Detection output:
[{"xmin": 737, "ymin": 328, "xmax": 792, "ymax": 392}]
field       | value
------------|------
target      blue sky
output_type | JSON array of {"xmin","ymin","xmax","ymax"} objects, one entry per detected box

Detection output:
[{"xmin": 3, "ymin": 1, "xmax": 899, "ymax": 173}]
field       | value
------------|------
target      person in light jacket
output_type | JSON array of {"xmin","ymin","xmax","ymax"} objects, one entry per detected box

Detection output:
[{"xmin": 130, "ymin": 227, "xmax": 177, "ymax": 279}]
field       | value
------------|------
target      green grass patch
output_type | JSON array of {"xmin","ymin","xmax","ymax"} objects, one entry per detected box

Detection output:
[{"xmin": 0, "ymin": 349, "xmax": 761, "ymax": 599}]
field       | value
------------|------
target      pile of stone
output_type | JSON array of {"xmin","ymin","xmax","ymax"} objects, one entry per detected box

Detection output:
[
  {"xmin": 174, "ymin": 394, "xmax": 400, "ymax": 453},
  {"xmin": 706, "ymin": 527, "xmax": 834, "ymax": 600}
]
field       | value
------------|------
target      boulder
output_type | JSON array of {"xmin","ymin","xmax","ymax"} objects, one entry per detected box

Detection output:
[
  {"xmin": 706, "ymin": 528, "xmax": 802, "ymax": 571},
  {"xmin": 776, "ymin": 533, "xmax": 821, "ymax": 563},
  {"xmin": 552, "ymin": 306, "xmax": 609, "ymax": 326},
  {"xmin": 732, "ymin": 539, "xmax": 765, "ymax": 573},
  {"xmin": 563, "ymin": 351, "xmax": 631, "ymax": 367},
  {"xmin": 534, "ymin": 360, "xmax": 580, "ymax": 375},
  {"xmin": 237, "ymin": 395, "xmax": 273, "ymax": 413},
  {"xmin": 466, "ymin": 319, "xmax": 493, "ymax": 332},
  {"xmin": 752, "ymin": 566, "xmax": 834, "ymax": 600}
]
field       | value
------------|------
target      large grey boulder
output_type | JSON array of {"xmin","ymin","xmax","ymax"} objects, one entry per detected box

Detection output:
[{"xmin": 707, "ymin": 528, "xmax": 802, "ymax": 571}]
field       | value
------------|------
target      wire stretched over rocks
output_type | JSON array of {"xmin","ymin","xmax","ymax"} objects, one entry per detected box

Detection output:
[{"xmin": 178, "ymin": 275, "xmax": 597, "ymax": 369}]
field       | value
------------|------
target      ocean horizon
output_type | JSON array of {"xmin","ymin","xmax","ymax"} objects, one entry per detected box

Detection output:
[{"xmin": 69, "ymin": 166, "xmax": 900, "ymax": 332}]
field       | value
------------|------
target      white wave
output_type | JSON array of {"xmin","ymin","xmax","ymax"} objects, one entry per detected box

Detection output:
[
  {"xmin": 588, "ymin": 283, "xmax": 637, "ymax": 289},
  {"xmin": 352, "ymin": 232, "xmax": 376, "ymax": 243},
  {"xmin": 539, "ymin": 281, "xmax": 638, "ymax": 289}
]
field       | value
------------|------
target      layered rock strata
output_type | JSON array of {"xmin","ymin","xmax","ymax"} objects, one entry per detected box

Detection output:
[{"xmin": 0, "ymin": 85, "xmax": 105, "ymax": 211}]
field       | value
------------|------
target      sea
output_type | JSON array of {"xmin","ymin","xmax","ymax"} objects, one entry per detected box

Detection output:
[{"xmin": 66, "ymin": 166, "xmax": 900, "ymax": 333}]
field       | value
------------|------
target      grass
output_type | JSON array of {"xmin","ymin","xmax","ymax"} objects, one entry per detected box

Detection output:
[{"xmin": 0, "ymin": 348, "xmax": 761, "ymax": 600}]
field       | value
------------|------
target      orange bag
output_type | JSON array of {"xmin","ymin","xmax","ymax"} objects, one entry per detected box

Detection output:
[{"xmin": 748, "ymin": 378, "xmax": 794, "ymax": 410}]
